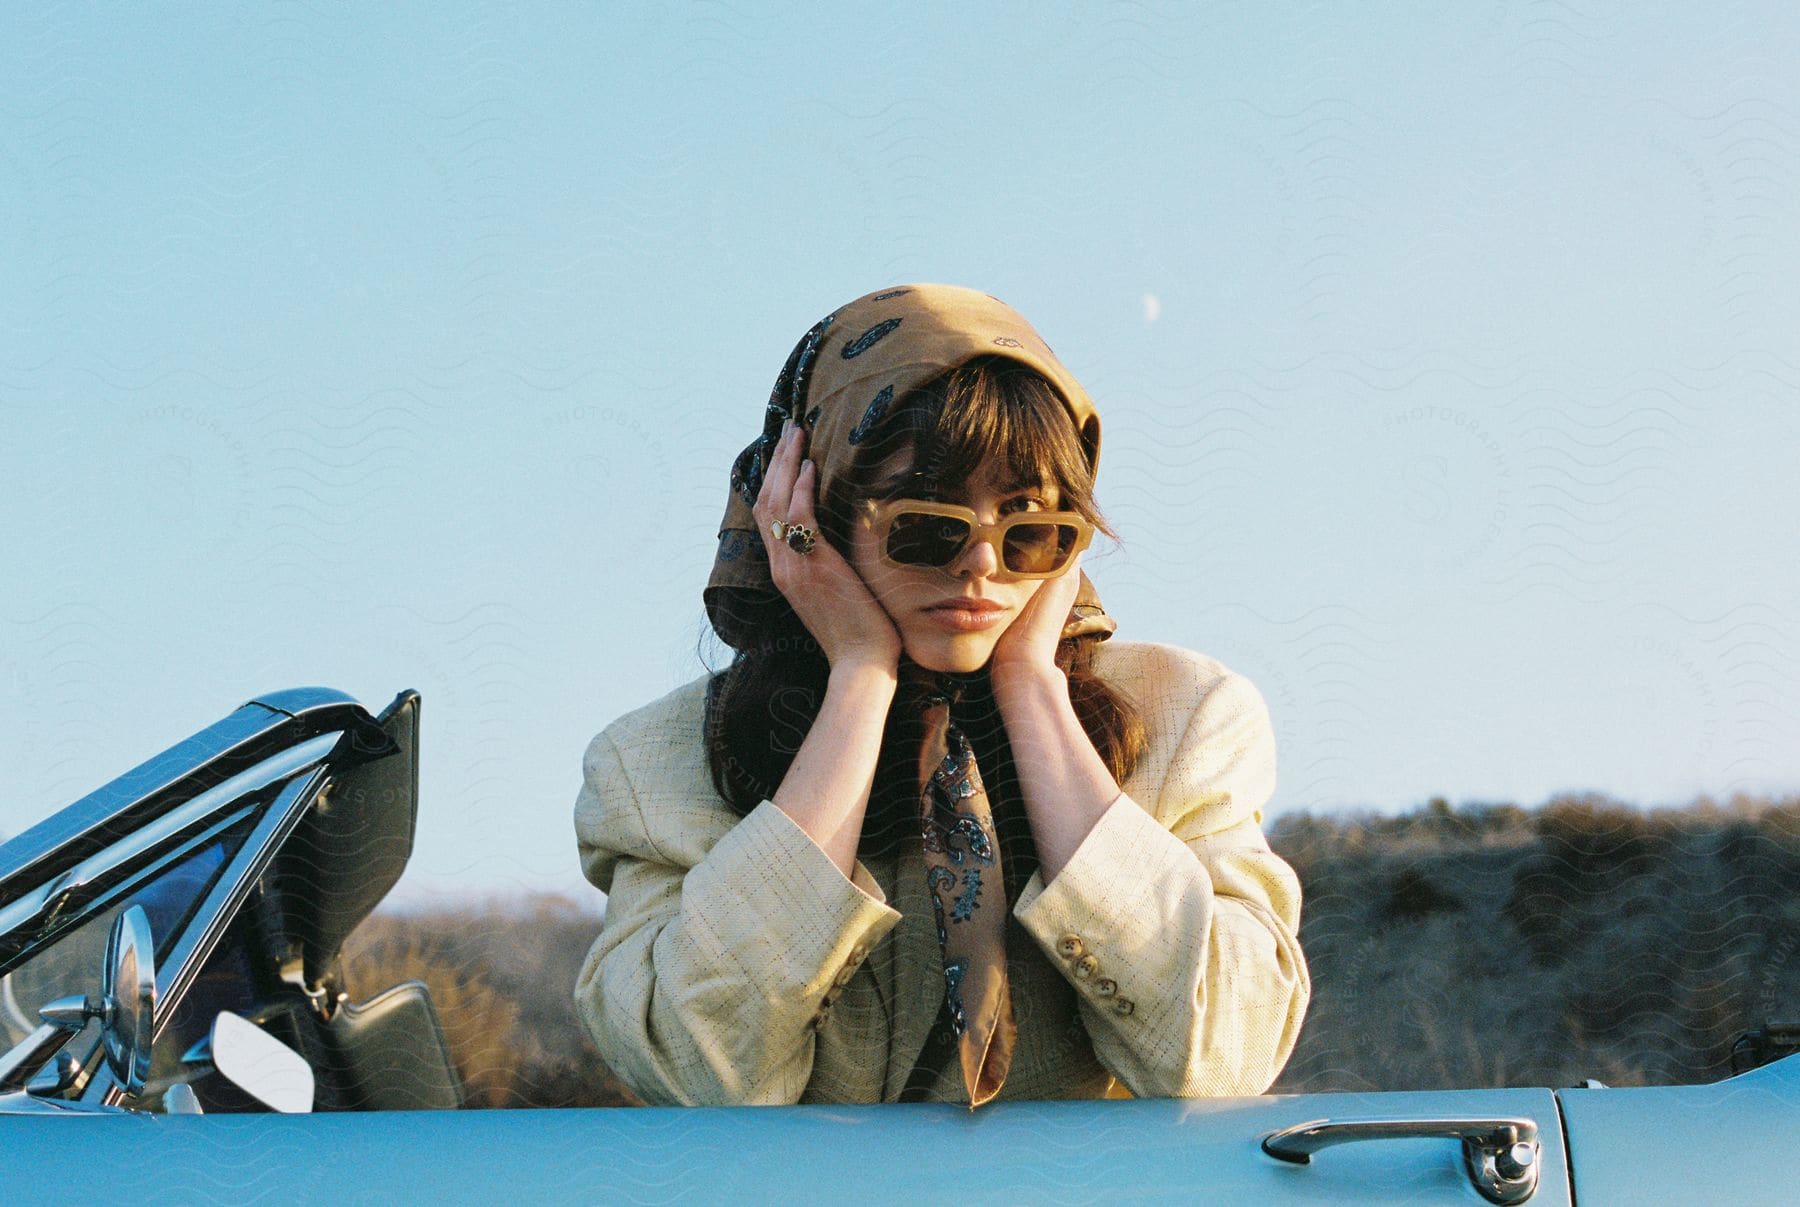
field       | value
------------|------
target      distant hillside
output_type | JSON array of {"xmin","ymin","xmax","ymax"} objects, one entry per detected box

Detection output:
[
  {"xmin": 342, "ymin": 794, "xmax": 1800, "ymax": 1107},
  {"xmin": 1270, "ymin": 794, "xmax": 1800, "ymax": 1091}
]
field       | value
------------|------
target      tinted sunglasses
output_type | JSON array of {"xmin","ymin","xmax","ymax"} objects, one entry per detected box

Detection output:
[{"xmin": 862, "ymin": 498, "xmax": 1093, "ymax": 580}]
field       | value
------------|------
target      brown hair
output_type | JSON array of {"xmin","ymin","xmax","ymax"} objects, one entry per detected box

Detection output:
[{"xmin": 704, "ymin": 356, "xmax": 1147, "ymax": 873}]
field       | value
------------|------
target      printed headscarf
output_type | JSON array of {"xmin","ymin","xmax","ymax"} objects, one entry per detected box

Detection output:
[{"xmin": 706, "ymin": 283, "xmax": 1115, "ymax": 650}]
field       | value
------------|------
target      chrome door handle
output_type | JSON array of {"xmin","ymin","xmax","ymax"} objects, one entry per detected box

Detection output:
[{"xmin": 1262, "ymin": 1115, "xmax": 1541, "ymax": 1204}]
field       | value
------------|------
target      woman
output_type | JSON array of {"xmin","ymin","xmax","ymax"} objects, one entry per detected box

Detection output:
[{"xmin": 574, "ymin": 284, "xmax": 1309, "ymax": 1107}]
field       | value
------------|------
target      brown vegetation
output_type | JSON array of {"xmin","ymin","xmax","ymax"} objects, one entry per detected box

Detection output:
[
  {"xmin": 1270, "ymin": 792, "xmax": 1800, "ymax": 1092},
  {"xmin": 338, "ymin": 793, "xmax": 1800, "ymax": 1106},
  {"xmin": 340, "ymin": 894, "xmax": 639, "ymax": 1107}
]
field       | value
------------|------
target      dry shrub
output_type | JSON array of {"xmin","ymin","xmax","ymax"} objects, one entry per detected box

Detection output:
[
  {"xmin": 1278, "ymin": 791, "xmax": 1800, "ymax": 1093},
  {"xmin": 1380, "ymin": 866, "xmax": 1463, "ymax": 924},
  {"xmin": 340, "ymin": 916, "xmax": 523, "ymax": 1108},
  {"xmin": 338, "ymin": 900, "xmax": 639, "ymax": 1109}
]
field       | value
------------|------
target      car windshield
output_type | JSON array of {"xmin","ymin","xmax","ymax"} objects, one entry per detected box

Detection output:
[{"xmin": 0, "ymin": 820, "xmax": 253, "ymax": 1051}]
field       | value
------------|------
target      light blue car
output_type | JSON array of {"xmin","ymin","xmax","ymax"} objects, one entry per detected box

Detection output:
[{"xmin": 2, "ymin": 689, "xmax": 1794, "ymax": 1203}]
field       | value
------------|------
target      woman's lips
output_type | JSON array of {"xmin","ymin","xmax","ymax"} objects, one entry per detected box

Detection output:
[{"xmin": 924, "ymin": 602, "xmax": 1007, "ymax": 631}]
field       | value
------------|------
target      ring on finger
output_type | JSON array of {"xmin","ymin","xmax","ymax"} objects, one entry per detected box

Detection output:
[
  {"xmin": 770, "ymin": 519, "xmax": 787, "ymax": 541},
  {"xmin": 784, "ymin": 523, "xmax": 816, "ymax": 555}
]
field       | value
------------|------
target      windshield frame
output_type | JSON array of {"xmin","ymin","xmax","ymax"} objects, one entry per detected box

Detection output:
[{"xmin": 0, "ymin": 688, "xmax": 394, "ymax": 1107}]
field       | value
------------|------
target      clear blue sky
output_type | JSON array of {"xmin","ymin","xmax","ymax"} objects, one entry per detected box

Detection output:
[{"xmin": 3, "ymin": 5, "xmax": 1796, "ymax": 907}]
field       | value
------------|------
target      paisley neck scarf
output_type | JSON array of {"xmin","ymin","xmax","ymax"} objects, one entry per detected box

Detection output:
[
  {"xmin": 905, "ymin": 661, "xmax": 1016, "ymax": 1105},
  {"xmin": 706, "ymin": 284, "xmax": 1116, "ymax": 1106}
]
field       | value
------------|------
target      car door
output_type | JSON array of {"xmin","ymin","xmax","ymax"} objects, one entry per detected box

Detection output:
[{"xmin": 3, "ymin": 1088, "xmax": 1571, "ymax": 1203}]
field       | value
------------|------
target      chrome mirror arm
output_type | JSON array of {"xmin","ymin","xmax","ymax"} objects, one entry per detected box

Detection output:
[{"xmin": 38, "ymin": 994, "xmax": 110, "ymax": 1031}]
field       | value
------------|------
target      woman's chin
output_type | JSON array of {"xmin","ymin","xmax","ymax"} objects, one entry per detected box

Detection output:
[{"xmin": 902, "ymin": 632, "xmax": 999, "ymax": 675}]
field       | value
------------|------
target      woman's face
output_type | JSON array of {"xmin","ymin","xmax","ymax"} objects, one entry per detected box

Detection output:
[{"xmin": 848, "ymin": 447, "xmax": 1060, "ymax": 674}]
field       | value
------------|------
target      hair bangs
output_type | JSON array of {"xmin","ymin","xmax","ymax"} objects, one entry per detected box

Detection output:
[{"xmin": 860, "ymin": 356, "xmax": 1104, "ymax": 527}]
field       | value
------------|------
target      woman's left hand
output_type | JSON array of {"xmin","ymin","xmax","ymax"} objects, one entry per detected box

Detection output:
[
  {"xmin": 988, "ymin": 556, "xmax": 1083, "ymax": 686},
  {"xmin": 988, "ymin": 555, "xmax": 1119, "ymax": 882}
]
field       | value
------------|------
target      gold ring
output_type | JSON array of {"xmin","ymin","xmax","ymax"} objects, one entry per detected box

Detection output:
[{"xmin": 784, "ymin": 523, "xmax": 816, "ymax": 555}]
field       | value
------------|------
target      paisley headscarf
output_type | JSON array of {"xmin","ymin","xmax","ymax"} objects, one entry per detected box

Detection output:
[
  {"xmin": 705, "ymin": 283, "xmax": 1115, "ymax": 1107},
  {"xmin": 705, "ymin": 283, "xmax": 1115, "ymax": 650}
]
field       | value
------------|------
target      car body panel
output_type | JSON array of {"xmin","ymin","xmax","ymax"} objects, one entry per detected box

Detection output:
[
  {"xmin": 1558, "ymin": 1055, "xmax": 1800, "ymax": 1205},
  {"xmin": 0, "ymin": 1089, "xmax": 1573, "ymax": 1204}
]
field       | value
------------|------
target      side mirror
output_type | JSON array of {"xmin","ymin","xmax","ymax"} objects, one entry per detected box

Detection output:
[
  {"xmin": 38, "ymin": 904, "xmax": 157, "ymax": 1096},
  {"xmin": 102, "ymin": 905, "xmax": 156, "ymax": 1095},
  {"xmin": 208, "ymin": 1012, "xmax": 314, "ymax": 1113}
]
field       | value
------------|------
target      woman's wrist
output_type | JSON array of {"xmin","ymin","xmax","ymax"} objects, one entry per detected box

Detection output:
[
  {"xmin": 766, "ymin": 654, "xmax": 897, "ymax": 880},
  {"xmin": 827, "ymin": 655, "xmax": 900, "ymax": 696},
  {"xmin": 990, "ymin": 657, "xmax": 1117, "ymax": 883},
  {"xmin": 990, "ymin": 658, "xmax": 1068, "ymax": 708}
]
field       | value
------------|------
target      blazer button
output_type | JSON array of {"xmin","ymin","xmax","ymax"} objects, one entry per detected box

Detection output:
[
  {"xmin": 1094, "ymin": 978, "xmax": 1117, "ymax": 998},
  {"xmin": 1073, "ymin": 954, "xmax": 1099, "ymax": 980},
  {"xmin": 1056, "ymin": 935, "xmax": 1085, "ymax": 960},
  {"xmin": 1111, "ymin": 998, "xmax": 1135, "ymax": 1017}
]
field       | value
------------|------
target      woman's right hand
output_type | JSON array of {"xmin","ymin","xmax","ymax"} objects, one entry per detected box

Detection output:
[{"xmin": 754, "ymin": 420, "xmax": 902, "ymax": 674}]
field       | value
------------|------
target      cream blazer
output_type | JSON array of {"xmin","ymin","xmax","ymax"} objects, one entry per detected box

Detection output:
[{"xmin": 573, "ymin": 640, "xmax": 1310, "ymax": 1106}]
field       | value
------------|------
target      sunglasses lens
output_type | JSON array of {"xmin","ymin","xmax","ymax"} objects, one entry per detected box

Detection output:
[
  {"xmin": 1002, "ymin": 521, "xmax": 1081, "ymax": 574},
  {"xmin": 886, "ymin": 511, "xmax": 974, "ymax": 567}
]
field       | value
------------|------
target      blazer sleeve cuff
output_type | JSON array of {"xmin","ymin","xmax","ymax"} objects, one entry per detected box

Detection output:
[
  {"xmin": 680, "ymin": 799, "xmax": 902, "ymax": 999},
  {"xmin": 758, "ymin": 797, "xmax": 893, "ymax": 906},
  {"xmin": 1013, "ymin": 792, "xmax": 1195, "ymax": 965}
]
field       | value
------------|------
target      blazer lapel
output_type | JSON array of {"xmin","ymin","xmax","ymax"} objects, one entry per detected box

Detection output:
[{"xmin": 885, "ymin": 840, "xmax": 948, "ymax": 1096}]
